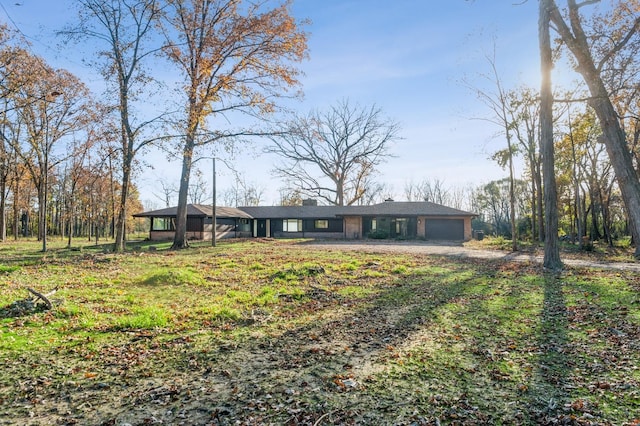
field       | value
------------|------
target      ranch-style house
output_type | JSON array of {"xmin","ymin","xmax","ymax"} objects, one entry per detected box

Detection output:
[{"xmin": 133, "ymin": 199, "xmax": 477, "ymax": 242}]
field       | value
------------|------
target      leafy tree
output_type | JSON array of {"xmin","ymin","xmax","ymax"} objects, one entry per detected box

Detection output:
[
  {"xmin": 268, "ymin": 100, "xmax": 401, "ymax": 206},
  {"xmin": 65, "ymin": 0, "xmax": 164, "ymax": 252},
  {"xmin": 278, "ymin": 188, "xmax": 303, "ymax": 206},
  {"xmin": 159, "ymin": 0, "xmax": 308, "ymax": 249},
  {"xmin": 548, "ymin": 0, "xmax": 640, "ymax": 257},
  {"xmin": 7, "ymin": 50, "xmax": 94, "ymax": 252}
]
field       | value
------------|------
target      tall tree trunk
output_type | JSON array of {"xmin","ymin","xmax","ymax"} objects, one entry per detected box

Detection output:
[
  {"xmin": 0, "ymin": 175, "xmax": 6, "ymax": 242},
  {"xmin": 568, "ymin": 119, "xmax": 585, "ymax": 248},
  {"xmin": 507, "ymin": 135, "xmax": 518, "ymax": 251},
  {"xmin": 67, "ymin": 184, "xmax": 75, "ymax": 248},
  {"xmin": 39, "ymin": 175, "xmax": 48, "ymax": 252},
  {"xmin": 536, "ymin": 160, "xmax": 545, "ymax": 242},
  {"xmin": 109, "ymin": 153, "xmax": 116, "ymax": 239},
  {"xmin": 528, "ymin": 154, "xmax": 538, "ymax": 241},
  {"xmin": 588, "ymin": 92, "xmax": 640, "ymax": 255},
  {"xmin": 172, "ymin": 138, "xmax": 194, "ymax": 250},
  {"xmin": 540, "ymin": 0, "xmax": 562, "ymax": 270},
  {"xmin": 114, "ymin": 161, "xmax": 130, "ymax": 252},
  {"xmin": 12, "ymin": 180, "xmax": 19, "ymax": 240}
]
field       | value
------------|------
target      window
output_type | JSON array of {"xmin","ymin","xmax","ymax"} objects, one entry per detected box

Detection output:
[
  {"xmin": 152, "ymin": 217, "xmax": 174, "ymax": 231},
  {"xmin": 371, "ymin": 219, "xmax": 377, "ymax": 231},
  {"xmin": 283, "ymin": 219, "xmax": 302, "ymax": 232},
  {"xmin": 237, "ymin": 218, "xmax": 251, "ymax": 232},
  {"xmin": 314, "ymin": 219, "xmax": 328, "ymax": 229}
]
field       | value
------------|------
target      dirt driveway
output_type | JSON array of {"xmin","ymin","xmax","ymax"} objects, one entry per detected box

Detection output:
[{"xmin": 302, "ymin": 240, "xmax": 640, "ymax": 272}]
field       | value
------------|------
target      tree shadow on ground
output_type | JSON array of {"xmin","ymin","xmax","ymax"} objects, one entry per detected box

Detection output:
[
  {"xmin": 527, "ymin": 272, "xmax": 571, "ymax": 423},
  {"xmin": 86, "ymin": 260, "xmax": 482, "ymax": 425}
]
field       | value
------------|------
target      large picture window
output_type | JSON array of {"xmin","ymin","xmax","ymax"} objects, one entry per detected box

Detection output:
[
  {"xmin": 152, "ymin": 217, "xmax": 174, "ymax": 231},
  {"xmin": 283, "ymin": 219, "xmax": 302, "ymax": 232},
  {"xmin": 314, "ymin": 219, "xmax": 329, "ymax": 229}
]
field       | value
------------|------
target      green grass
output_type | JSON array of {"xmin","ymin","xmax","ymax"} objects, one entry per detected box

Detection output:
[
  {"xmin": 0, "ymin": 265, "xmax": 20, "ymax": 274},
  {"xmin": 139, "ymin": 268, "xmax": 207, "ymax": 287},
  {"xmin": 113, "ymin": 305, "xmax": 172, "ymax": 330},
  {"xmin": 0, "ymin": 239, "xmax": 638, "ymax": 425}
]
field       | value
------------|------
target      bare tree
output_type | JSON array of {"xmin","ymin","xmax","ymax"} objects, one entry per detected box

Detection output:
[
  {"xmin": 508, "ymin": 87, "xmax": 545, "ymax": 242},
  {"xmin": 188, "ymin": 168, "xmax": 209, "ymax": 204},
  {"xmin": 465, "ymin": 49, "xmax": 519, "ymax": 251},
  {"xmin": 0, "ymin": 25, "xmax": 19, "ymax": 241},
  {"xmin": 60, "ymin": 122, "xmax": 106, "ymax": 248},
  {"xmin": 268, "ymin": 100, "xmax": 401, "ymax": 206},
  {"xmin": 404, "ymin": 178, "xmax": 451, "ymax": 204},
  {"xmin": 449, "ymin": 185, "xmax": 471, "ymax": 211},
  {"xmin": 155, "ymin": 177, "xmax": 177, "ymax": 208},
  {"xmin": 159, "ymin": 0, "xmax": 308, "ymax": 249}
]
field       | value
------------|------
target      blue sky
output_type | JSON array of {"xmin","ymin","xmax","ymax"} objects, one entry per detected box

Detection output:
[{"xmin": 2, "ymin": 0, "xmax": 548, "ymax": 208}]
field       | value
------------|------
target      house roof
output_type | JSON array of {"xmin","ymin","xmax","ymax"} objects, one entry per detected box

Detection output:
[
  {"xmin": 238, "ymin": 205, "xmax": 353, "ymax": 219},
  {"xmin": 133, "ymin": 204, "xmax": 253, "ymax": 219},
  {"xmin": 134, "ymin": 201, "xmax": 475, "ymax": 219},
  {"xmin": 338, "ymin": 201, "xmax": 476, "ymax": 217}
]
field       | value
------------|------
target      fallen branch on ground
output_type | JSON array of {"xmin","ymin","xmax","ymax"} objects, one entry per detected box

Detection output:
[
  {"xmin": 27, "ymin": 287, "xmax": 57, "ymax": 310},
  {"xmin": 0, "ymin": 287, "xmax": 60, "ymax": 318}
]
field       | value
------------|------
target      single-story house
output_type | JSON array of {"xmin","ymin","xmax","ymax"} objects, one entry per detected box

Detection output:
[{"xmin": 133, "ymin": 200, "xmax": 477, "ymax": 242}]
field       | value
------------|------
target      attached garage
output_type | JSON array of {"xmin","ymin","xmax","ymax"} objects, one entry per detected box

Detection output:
[{"xmin": 425, "ymin": 218, "xmax": 465, "ymax": 240}]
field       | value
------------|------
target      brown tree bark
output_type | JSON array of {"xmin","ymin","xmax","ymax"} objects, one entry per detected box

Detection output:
[{"xmin": 540, "ymin": 0, "xmax": 562, "ymax": 270}]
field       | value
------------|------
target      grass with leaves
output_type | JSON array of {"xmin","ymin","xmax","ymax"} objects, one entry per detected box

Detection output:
[{"xmin": 0, "ymin": 238, "xmax": 638, "ymax": 425}]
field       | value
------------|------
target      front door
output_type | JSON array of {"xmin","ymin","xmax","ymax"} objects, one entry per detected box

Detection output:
[{"xmin": 257, "ymin": 219, "xmax": 267, "ymax": 237}]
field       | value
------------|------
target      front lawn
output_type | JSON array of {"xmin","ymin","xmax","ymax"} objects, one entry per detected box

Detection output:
[{"xmin": 0, "ymin": 239, "xmax": 638, "ymax": 425}]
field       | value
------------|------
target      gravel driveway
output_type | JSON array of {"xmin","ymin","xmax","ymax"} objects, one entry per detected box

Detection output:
[{"xmin": 302, "ymin": 240, "xmax": 640, "ymax": 272}]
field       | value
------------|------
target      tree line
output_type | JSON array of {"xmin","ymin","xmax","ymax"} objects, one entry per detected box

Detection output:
[
  {"xmin": 0, "ymin": 24, "xmax": 143, "ymax": 250},
  {"xmin": 2, "ymin": 0, "xmax": 640, "ymax": 265},
  {"xmin": 455, "ymin": 0, "xmax": 640, "ymax": 265},
  {"xmin": 1, "ymin": 0, "xmax": 307, "ymax": 252}
]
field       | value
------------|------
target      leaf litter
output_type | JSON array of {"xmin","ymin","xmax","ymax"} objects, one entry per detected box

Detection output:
[{"xmin": 0, "ymin": 241, "xmax": 639, "ymax": 425}]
